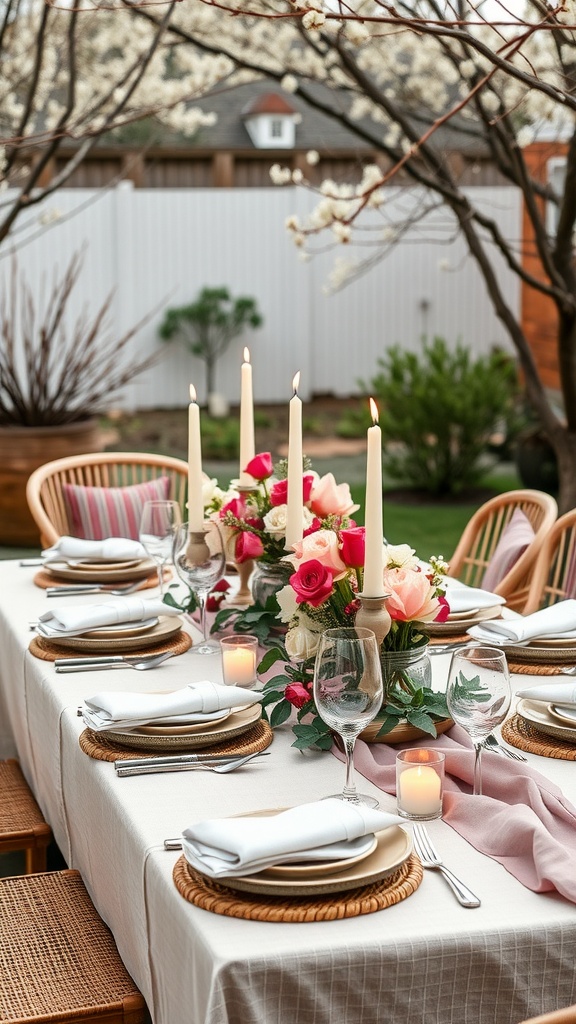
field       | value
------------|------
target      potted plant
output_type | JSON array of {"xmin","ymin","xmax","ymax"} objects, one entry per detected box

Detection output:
[{"xmin": 0, "ymin": 252, "xmax": 157, "ymax": 545}]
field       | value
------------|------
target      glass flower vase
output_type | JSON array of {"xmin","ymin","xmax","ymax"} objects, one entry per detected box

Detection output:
[
  {"xmin": 251, "ymin": 560, "xmax": 293, "ymax": 607},
  {"xmin": 359, "ymin": 643, "xmax": 432, "ymax": 743}
]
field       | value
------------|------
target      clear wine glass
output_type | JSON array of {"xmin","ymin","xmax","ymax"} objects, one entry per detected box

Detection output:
[
  {"xmin": 446, "ymin": 645, "xmax": 511, "ymax": 796},
  {"xmin": 138, "ymin": 500, "xmax": 182, "ymax": 596},
  {"xmin": 313, "ymin": 626, "xmax": 383, "ymax": 808},
  {"xmin": 173, "ymin": 520, "xmax": 226, "ymax": 655}
]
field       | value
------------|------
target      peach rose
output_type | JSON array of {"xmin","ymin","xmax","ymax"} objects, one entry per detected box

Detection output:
[
  {"xmin": 383, "ymin": 566, "xmax": 440, "ymax": 622},
  {"xmin": 309, "ymin": 473, "xmax": 359, "ymax": 518},
  {"xmin": 289, "ymin": 529, "xmax": 347, "ymax": 575}
]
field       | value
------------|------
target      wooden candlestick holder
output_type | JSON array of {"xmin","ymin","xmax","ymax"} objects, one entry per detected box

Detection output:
[{"xmin": 355, "ymin": 593, "xmax": 392, "ymax": 650}]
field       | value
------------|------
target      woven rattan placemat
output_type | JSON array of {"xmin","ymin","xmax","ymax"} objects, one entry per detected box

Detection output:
[
  {"xmin": 79, "ymin": 718, "xmax": 273, "ymax": 762},
  {"xmin": 33, "ymin": 569, "xmax": 165, "ymax": 591},
  {"xmin": 507, "ymin": 661, "xmax": 570, "ymax": 676},
  {"xmin": 173, "ymin": 853, "xmax": 422, "ymax": 922},
  {"xmin": 501, "ymin": 714, "xmax": 576, "ymax": 760},
  {"xmin": 29, "ymin": 629, "xmax": 192, "ymax": 662}
]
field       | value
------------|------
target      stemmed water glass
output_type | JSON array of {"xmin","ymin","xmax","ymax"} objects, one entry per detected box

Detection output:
[
  {"xmin": 446, "ymin": 645, "xmax": 511, "ymax": 796},
  {"xmin": 138, "ymin": 500, "xmax": 182, "ymax": 596},
  {"xmin": 313, "ymin": 627, "xmax": 383, "ymax": 808},
  {"xmin": 172, "ymin": 520, "xmax": 226, "ymax": 654}
]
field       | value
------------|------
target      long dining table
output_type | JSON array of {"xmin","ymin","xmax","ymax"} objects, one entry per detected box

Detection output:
[{"xmin": 1, "ymin": 558, "xmax": 575, "ymax": 1024}]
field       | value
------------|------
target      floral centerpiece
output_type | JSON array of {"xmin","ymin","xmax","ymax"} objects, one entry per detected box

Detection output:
[{"xmin": 256, "ymin": 541, "xmax": 451, "ymax": 750}]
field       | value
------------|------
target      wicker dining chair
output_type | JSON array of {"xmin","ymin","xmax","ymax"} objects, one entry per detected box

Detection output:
[
  {"xmin": 0, "ymin": 869, "xmax": 146, "ymax": 1023},
  {"xmin": 447, "ymin": 489, "xmax": 558, "ymax": 611},
  {"xmin": 0, "ymin": 759, "xmax": 52, "ymax": 873},
  {"xmin": 26, "ymin": 452, "xmax": 190, "ymax": 548},
  {"xmin": 521, "ymin": 508, "xmax": 576, "ymax": 615}
]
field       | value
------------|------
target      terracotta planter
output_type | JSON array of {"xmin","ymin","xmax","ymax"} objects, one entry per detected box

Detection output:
[{"xmin": 0, "ymin": 419, "xmax": 102, "ymax": 546}]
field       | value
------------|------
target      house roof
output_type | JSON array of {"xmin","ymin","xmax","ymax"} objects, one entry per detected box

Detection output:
[{"xmin": 241, "ymin": 92, "xmax": 298, "ymax": 117}]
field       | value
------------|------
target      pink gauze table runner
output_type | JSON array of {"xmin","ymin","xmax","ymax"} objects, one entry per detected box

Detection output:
[{"xmin": 345, "ymin": 725, "xmax": 576, "ymax": 904}]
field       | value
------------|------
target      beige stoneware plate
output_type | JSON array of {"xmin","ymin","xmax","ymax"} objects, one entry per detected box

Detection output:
[
  {"xmin": 45, "ymin": 559, "xmax": 156, "ymax": 583},
  {"xmin": 100, "ymin": 703, "xmax": 262, "ymax": 751},
  {"xmin": 138, "ymin": 707, "xmax": 232, "ymax": 735},
  {"xmin": 68, "ymin": 559, "xmax": 144, "ymax": 572},
  {"xmin": 82, "ymin": 617, "xmax": 158, "ymax": 639},
  {"xmin": 547, "ymin": 703, "xmax": 576, "ymax": 727},
  {"xmin": 425, "ymin": 605, "xmax": 503, "ymax": 636},
  {"xmin": 517, "ymin": 698, "xmax": 576, "ymax": 743},
  {"xmin": 266, "ymin": 834, "xmax": 378, "ymax": 880},
  {"xmin": 502, "ymin": 643, "xmax": 576, "ymax": 664},
  {"xmin": 198, "ymin": 818, "xmax": 412, "ymax": 897},
  {"xmin": 46, "ymin": 615, "xmax": 182, "ymax": 652}
]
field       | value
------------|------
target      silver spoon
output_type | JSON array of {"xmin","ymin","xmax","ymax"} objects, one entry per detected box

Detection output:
[{"xmin": 55, "ymin": 651, "xmax": 175, "ymax": 673}]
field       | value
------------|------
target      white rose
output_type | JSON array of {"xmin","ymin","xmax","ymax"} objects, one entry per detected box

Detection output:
[
  {"xmin": 202, "ymin": 477, "xmax": 222, "ymax": 506},
  {"xmin": 384, "ymin": 543, "xmax": 419, "ymax": 570},
  {"xmin": 285, "ymin": 625, "xmax": 321, "ymax": 661},
  {"xmin": 276, "ymin": 583, "xmax": 298, "ymax": 624},
  {"xmin": 263, "ymin": 505, "xmax": 288, "ymax": 538}
]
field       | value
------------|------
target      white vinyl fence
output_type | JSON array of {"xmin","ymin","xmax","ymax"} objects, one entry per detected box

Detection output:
[{"xmin": 0, "ymin": 182, "xmax": 521, "ymax": 409}]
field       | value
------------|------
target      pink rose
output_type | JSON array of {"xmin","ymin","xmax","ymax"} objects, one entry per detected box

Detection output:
[
  {"xmin": 303, "ymin": 517, "xmax": 322, "ymax": 537},
  {"xmin": 339, "ymin": 526, "xmax": 365, "ymax": 568},
  {"xmin": 309, "ymin": 473, "xmax": 359, "ymax": 518},
  {"xmin": 220, "ymin": 496, "xmax": 245, "ymax": 519},
  {"xmin": 291, "ymin": 529, "xmax": 347, "ymax": 574},
  {"xmin": 383, "ymin": 566, "xmax": 440, "ymax": 622},
  {"xmin": 270, "ymin": 479, "xmax": 288, "ymax": 507},
  {"xmin": 244, "ymin": 452, "xmax": 273, "ymax": 481},
  {"xmin": 235, "ymin": 531, "xmax": 264, "ymax": 563},
  {"xmin": 285, "ymin": 682, "xmax": 311, "ymax": 709},
  {"xmin": 290, "ymin": 559, "xmax": 336, "ymax": 607}
]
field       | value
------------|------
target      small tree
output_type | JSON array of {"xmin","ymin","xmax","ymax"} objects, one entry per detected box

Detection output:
[{"xmin": 158, "ymin": 287, "xmax": 263, "ymax": 400}]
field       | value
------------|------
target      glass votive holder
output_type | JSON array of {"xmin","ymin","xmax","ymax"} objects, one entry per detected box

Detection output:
[
  {"xmin": 220, "ymin": 634, "xmax": 259, "ymax": 688},
  {"xmin": 396, "ymin": 749, "xmax": 445, "ymax": 821}
]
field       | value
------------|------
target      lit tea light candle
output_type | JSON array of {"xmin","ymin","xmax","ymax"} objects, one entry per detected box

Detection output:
[
  {"xmin": 239, "ymin": 347, "xmax": 255, "ymax": 486},
  {"xmin": 187, "ymin": 384, "xmax": 205, "ymax": 533},
  {"xmin": 398, "ymin": 765, "xmax": 441, "ymax": 817},
  {"xmin": 362, "ymin": 397, "xmax": 384, "ymax": 596},
  {"xmin": 285, "ymin": 371, "xmax": 303, "ymax": 551},
  {"xmin": 220, "ymin": 634, "xmax": 259, "ymax": 688}
]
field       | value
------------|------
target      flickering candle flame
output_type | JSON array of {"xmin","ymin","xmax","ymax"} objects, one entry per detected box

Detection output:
[
  {"xmin": 244, "ymin": 346, "xmax": 250, "ymax": 363},
  {"xmin": 292, "ymin": 371, "xmax": 300, "ymax": 395},
  {"xmin": 369, "ymin": 397, "xmax": 379, "ymax": 424},
  {"xmin": 190, "ymin": 384, "xmax": 196, "ymax": 403}
]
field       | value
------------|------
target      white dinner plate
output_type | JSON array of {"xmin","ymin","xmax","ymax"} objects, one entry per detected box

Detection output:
[
  {"xmin": 266, "ymin": 834, "xmax": 378, "ymax": 879},
  {"xmin": 82, "ymin": 617, "xmax": 158, "ymax": 639},
  {"xmin": 101, "ymin": 703, "xmax": 262, "ymax": 751},
  {"xmin": 425, "ymin": 605, "xmax": 503, "ymax": 636},
  {"xmin": 44, "ymin": 615, "xmax": 182, "ymax": 652},
  {"xmin": 547, "ymin": 703, "xmax": 576, "ymax": 727},
  {"xmin": 137, "ymin": 708, "xmax": 232, "ymax": 734}
]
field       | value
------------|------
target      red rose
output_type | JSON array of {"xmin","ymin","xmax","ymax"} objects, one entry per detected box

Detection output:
[
  {"xmin": 221, "ymin": 496, "xmax": 245, "ymax": 518},
  {"xmin": 339, "ymin": 526, "xmax": 366, "ymax": 568},
  {"xmin": 235, "ymin": 531, "xmax": 264, "ymax": 563},
  {"xmin": 434, "ymin": 595, "xmax": 450, "ymax": 622},
  {"xmin": 290, "ymin": 559, "xmax": 336, "ymax": 607},
  {"xmin": 206, "ymin": 578, "xmax": 232, "ymax": 611},
  {"xmin": 285, "ymin": 683, "xmax": 311, "ymax": 709},
  {"xmin": 270, "ymin": 479, "xmax": 288, "ymax": 506},
  {"xmin": 303, "ymin": 517, "xmax": 322, "ymax": 537},
  {"xmin": 245, "ymin": 452, "xmax": 273, "ymax": 481},
  {"xmin": 303, "ymin": 473, "xmax": 315, "ymax": 503}
]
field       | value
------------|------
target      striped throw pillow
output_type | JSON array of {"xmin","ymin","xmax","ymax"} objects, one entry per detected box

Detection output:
[{"xmin": 62, "ymin": 476, "xmax": 171, "ymax": 541}]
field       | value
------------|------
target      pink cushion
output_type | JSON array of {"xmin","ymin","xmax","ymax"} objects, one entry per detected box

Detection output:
[
  {"xmin": 481, "ymin": 508, "xmax": 536, "ymax": 591},
  {"xmin": 62, "ymin": 476, "xmax": 171, "ymax": 541}
]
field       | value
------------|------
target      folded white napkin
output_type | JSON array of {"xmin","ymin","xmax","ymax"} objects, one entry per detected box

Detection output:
[
  {"xmin": 42, "ymin": 536, "xmax": 147, "ymax": 563},
  {"xmin": 38, "ymin": 596, "xmax": 180, "ymax": 638},
  {"xmin": 516, "ymin": 682, "xmax": 576, "ymax": 708},
  {"xmin": 467, "ymin": 600, "xmax": 576, "ymax": 645},
  {"xmin": 182, "ymin": 798, "xmax": 403, "ymax": 878},
  {"xmin": 443, "ymin": 579, "xmax": 506, "ymax": 614},
  {"xmin": 83, "ymin": 680, "xmax": 260, "ymax": 732}
]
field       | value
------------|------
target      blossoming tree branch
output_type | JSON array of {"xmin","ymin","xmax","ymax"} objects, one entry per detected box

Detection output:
[{"xmin": 103, "ymin": 0, "xmax": 576, "ymax": 513}]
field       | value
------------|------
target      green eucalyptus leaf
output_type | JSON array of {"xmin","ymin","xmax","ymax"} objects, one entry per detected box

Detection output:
[{"xmin": 270, "ymin": 700, "xmax": 292, "ymax": 728}]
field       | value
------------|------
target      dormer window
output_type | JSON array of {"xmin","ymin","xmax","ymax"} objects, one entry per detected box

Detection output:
[{"xmin": 242, "ymin": 92, "xmax": 298, "ymax": 149}]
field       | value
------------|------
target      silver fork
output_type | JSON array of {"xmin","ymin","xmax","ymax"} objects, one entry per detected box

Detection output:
[
  {"xmin": 412, "ymin": 823, "xmax": 481, "ymax": 908},
  {"xmin": 116, "ymin": 752, "xmax": 266, "ymax": 778},
  {"xmin": 46, "ymin": 581, "xmax": 144, "ymax": 597},
  {"xmin": 482, "ymin": 733, "xmax": 527, "ymax": 761}
]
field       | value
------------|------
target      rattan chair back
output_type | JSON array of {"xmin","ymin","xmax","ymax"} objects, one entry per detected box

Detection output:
[
  {"xmin": 522, "ymin": 508, "xmax": 576, "ymax": 614},
  {"xmin": 0, "ymin": 759, "xmax": 51, "ymax": 873},
  {"xmin": 26, "ymin": 451, "xmax": 189, "ymax": 548},
  {"xmin": 447, "ymin": 489, "xmax": 558, "ymax": 611}
]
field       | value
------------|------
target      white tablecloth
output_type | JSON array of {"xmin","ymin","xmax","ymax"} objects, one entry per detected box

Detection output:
[{"xmin": 1, "ymin": 560, "xmax": 575, "ymax": 1024}]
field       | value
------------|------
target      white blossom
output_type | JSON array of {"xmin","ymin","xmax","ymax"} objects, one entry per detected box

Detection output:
[
  {"xmin": 281, "ymin": 74, "xmax": 299, "ymax": 93},
  {"xmin": 306, "ymin": 149, "xmax": 320, "ymax": 165},
  {"xmin": 270, "ymin": 164, "xmax": 292, "ymax": 185},
  {"xmin": 302, "ymin": 10, "xmax": 326, "ymax": 29}
]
